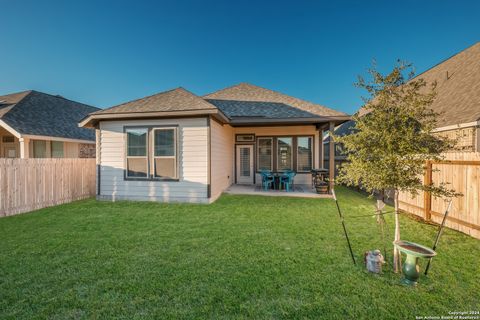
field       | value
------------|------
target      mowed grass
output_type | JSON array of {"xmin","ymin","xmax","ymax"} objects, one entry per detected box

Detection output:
[{"xmin": 0, "ymin": 187, "xmax": 479, "ymax": 319}]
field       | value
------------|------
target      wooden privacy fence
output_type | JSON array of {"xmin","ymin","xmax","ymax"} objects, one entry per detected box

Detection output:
[
  {"xmin": 0, "ymin": 158, "xmax": 96, "ymax": 217},
  {"xmin": 399, "ymin": 152, "xmax": 480, "ymax": 239}
]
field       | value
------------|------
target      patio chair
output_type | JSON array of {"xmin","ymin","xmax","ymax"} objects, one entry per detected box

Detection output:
[
  {"xmin": 260, "ymin": 170, "xmax": 274, "ymax": 191},
  {"xmin": 280, "ymin": 171, "xmax": 296, "ymax": 192}
]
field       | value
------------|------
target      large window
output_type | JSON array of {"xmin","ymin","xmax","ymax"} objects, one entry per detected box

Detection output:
[
  {"xmin": 125, "ymin": 127, "xmax": 178, "ymax": 180},
  {"xmin": 257, "ymin": 136, "xmax": 314, "ymax": 172},
  {"xmin": 297, "ymin": 136, "xmax": 313, "ymax": 172},
  {"xmin": 257, "ymin": 137, "xmax": 273, "ymax": 171},
  {"xmin": 51, "ymin": 141, "xmax": 64, "ymax": 158},
  {"xmin": 277, "ymin": 137, "xmax": 293, "ymax": 171}
]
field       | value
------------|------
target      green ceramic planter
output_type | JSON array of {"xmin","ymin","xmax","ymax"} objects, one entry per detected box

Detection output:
[{"xmin": 393, "ymin": 240, "xmax": 437, "ymax": 286}]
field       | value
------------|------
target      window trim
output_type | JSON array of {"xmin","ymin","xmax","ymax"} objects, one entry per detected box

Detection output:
[
  {"xmin": 256, "ymin": 137, "xmax": 273, "ymax": 171},
  {"xmin": 151, "ymin": 127, "xmax": 178, "ymax": 180},
  {"xmin": 123, "ymin": 125, "xmax": 180, "ymax": 181},
  {"xmin": 236, "ymin": 134, "xmax": 255, "ymax": 143},
  {"xmin": 255, "ymin": 135, "xmax": 315, "ymax": 173},
  {"xmin": 296, "ymin": 136, "xmax": 314, "ymax": 173}
]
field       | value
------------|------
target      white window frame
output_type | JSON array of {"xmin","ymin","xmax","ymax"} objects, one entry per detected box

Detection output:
[
  {"xmin": 152, "ymin": 127, "xmax": 178, "ymax": 180},
  {"xmin": 296, "ymin": 136, "xmax": 314, "ymax": 172},
  {"xmin": 125, "ymin": 128, "xmax": 149, "ymax": 179}
]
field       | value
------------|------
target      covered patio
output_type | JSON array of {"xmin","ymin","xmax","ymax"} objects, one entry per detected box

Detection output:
[
  {"xmin": 226, "ymin": 120, "xmax": 343, "ymax": 197},
  {"xmin": 205, "ymin": 83, "xmax": 350, "ymax": 197}
]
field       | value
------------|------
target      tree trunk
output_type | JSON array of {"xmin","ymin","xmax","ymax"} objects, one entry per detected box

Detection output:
[{"xmin": 393, "ymin": 189, "xmax": 402, "ymax": 273}]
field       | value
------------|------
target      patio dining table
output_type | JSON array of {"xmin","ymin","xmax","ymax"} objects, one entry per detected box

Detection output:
[{"xmin": 265, "ymin": 171, "xmax": 293, "ymax": 190}]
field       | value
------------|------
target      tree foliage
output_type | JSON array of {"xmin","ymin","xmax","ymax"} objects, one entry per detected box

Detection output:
[{"xmin": 336, "ymin": 61, "xmax": 458, "ymax": 199}]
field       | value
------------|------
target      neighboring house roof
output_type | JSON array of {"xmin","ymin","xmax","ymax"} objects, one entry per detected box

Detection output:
[
  {"xmin": 359, "ymin": 42, "xmax": 480, "ymax": 128},
  {"xmin": 323, "ymin": 120, "xmax": 356, "ymax": 143},
  {"xmin": 413, "ymin": 41, "xmax": 480, "ymax": 128},
  {"xmin": 0, "ymin": 90, "xmax": 100, "ymax": 141},
  {"xmin": 203, "ymin": 83, "xmax": 347, "ymax": 118},
  {"xmin": 80, "ymin": 83, "xmax": 349, "ymax": 127}
]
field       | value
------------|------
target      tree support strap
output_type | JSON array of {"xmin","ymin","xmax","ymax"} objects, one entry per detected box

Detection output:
[{"xmin": 332, "ymin": 189, "xmax": 356, "ymax": 265}]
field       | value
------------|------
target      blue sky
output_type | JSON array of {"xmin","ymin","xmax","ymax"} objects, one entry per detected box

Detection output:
[{"xmin": 1, "ymin": 0, "xmax": 479, "ymax": 114}]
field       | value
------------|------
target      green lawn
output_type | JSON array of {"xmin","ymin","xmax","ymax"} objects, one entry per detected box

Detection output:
[{"xmin": 0, "ymin": 187, "xmax": 478, "ymax": 319}]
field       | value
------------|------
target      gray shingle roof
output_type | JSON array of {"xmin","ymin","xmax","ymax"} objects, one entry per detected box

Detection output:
[
  {"xmin": 205, "ymin": 99, "xmax": 318, "ymax": 119},
  {"xmin": 0, "ymin": 90, "xmax": 100, "ymax": 141},
  {"xmin": 81, "ymin": 83, "xmax": 349, "ymax": 127},
  {"xmin": 93, "ymin": 87, "xmax": 217, "ymax": 115},
  {"xmin": 204, "ymin": 83, "xmax": 347, "ymax": 118}
]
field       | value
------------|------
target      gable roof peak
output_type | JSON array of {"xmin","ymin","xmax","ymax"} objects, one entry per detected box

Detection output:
[{"xmin": 93, "ymin": 86, "xmax": 217, "ymax": 115}]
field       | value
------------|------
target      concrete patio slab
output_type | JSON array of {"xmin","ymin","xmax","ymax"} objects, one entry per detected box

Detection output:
[{"xmin": 224, "ymin": 184, "xmax": 332, "ymax": 198}]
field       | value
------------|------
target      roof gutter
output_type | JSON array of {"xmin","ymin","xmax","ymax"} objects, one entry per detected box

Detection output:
[
  {"xmin": 22, "ymin": 134, "xmax": 94, "ymax": 144},
  {"xmin": 432, "ymin": 120, "xmax": 480, "ymax": 132},
  {"xmin": 229, "ymin": 115, "xmax": 351, "ymax": 126},
  {"xmin": 79, "ymin": 108, "xmax": 229, "ymax": 128},
  {"xmin": 79, "ymin": 107, "xmax": 349, "ymax": 128}
]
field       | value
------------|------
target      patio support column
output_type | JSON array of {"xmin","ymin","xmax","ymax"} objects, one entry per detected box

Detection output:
[
  {"xmin": 329, "ymin": 121, "xmax": 335, "ymax": 193},
  {"xmin": 19, "ymin": 137, "xmax": 30, "ymax": 158},
  {"xmin": 319, "ymin": 128, "xmax": 325, "ymax": 168}
]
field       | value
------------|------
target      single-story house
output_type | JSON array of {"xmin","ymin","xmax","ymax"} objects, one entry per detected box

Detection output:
[
  {"xmin": 80, "ymin": 83, "xmax": 350, "ymax": 203},
  {"xmin": 0, "ymin": 90, "xmax": 100, "ymax": 158}
]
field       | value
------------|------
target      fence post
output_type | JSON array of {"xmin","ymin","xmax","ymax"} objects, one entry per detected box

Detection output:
[{"xmin": 424, "ymin": 160, "xmax": 432, "ymax": 221}]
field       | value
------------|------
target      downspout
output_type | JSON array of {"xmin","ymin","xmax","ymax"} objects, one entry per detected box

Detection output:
[
  {"xmin": 207, "ymin": 116, "xmax": 211, "ymax": 199},
  {"xmin": 329, "ymin": 121, "xmax": 335, "ymax": 193},
  {"xmin": 95, "ymin": 125, "xmax": 101, "ymax": 197}
]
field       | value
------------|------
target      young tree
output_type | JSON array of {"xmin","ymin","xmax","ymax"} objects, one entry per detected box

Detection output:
[{"xmin": 336, "ymin": 61, "xmax": 458, "ymax": 273}]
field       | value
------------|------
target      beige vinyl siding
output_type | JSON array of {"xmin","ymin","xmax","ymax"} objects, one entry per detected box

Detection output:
[
  {"xmin": 210, "ymin": 121, "xmax": 234, "ymax": 201},
  {"xmin": 235, "ymin": 126, "xmax": 319, "ymax": 185},
  {"xmin": 98, "ymin": 118, "xmax": 209, "ymax": 203}
]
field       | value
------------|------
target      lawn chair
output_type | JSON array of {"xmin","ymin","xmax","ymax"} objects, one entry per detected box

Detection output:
[
  {"xmin": 260, "ymin": 170, "xmax": 274, "ymax": 191},
  {"xmin": 280, "ymin": 171, "xmax": 296, "ymax": 192}
]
